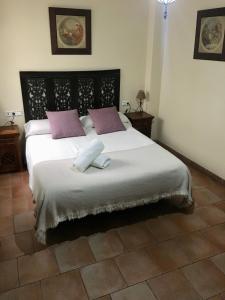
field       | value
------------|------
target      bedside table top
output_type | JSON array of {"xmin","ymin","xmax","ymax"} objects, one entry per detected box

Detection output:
[
  {"xmin": 125, "ymin": 111, "xmax": 154, "ymax": 121},
  {"xmin": 0, "ymin": 125, "xmax": 20, "ymax": 139}
]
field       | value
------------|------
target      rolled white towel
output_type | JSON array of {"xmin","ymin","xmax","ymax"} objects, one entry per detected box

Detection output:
[
  {"xmin": 73, "ymin": 139, "xmax": 104, "ymax": 172},
  {"xmin": 91, "ymin": 154, "xmax": 111, "ymax": 169}
]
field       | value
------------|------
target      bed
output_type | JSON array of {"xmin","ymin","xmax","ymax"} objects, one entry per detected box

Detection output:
[{"xmin": 20, "ymin": 70, "xmax": 193, "ymax": 244}]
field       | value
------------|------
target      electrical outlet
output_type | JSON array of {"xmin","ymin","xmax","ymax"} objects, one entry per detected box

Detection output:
[
  {"xmin": 5, "ymin": 111, "xmax": 23, "ymax": 117},
  {"xmin": 122, "ymin": 101, "xmax": 129, "ymax": 106}
]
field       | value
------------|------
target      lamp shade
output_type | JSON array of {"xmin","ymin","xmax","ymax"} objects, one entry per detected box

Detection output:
[{"xmin": 136, "ymin": 90, "xmax": 146, "ymax": 100}]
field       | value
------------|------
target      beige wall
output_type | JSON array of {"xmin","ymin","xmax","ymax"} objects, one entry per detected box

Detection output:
[
  {"xmin": 145, "ymin": 2, "xmax": 166, "ymax": 139},
  {"xmin": 0, "ymin": 0, "xmax": 150, "ymax": 126},
  {"xmin": 1, "ymin": 0, "xmax": 224, "ymax": 179},
  {"xmin": 157, "ymin": 0, "xmax": 225, "ymax": 179}
]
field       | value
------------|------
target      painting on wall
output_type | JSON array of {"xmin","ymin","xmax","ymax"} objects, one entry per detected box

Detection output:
[
  {"xmin": 194, "ymin": 7, "xmax": 225, "ymax": 61},
  {"xmin": 49, "ymin": 7, "xmax": 91, "ymax": 55}
]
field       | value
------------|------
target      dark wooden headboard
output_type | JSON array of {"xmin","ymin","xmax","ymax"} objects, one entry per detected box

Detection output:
[{"xmin": 20, "ymin": 69, "xmax": 120, "ymax": 122}]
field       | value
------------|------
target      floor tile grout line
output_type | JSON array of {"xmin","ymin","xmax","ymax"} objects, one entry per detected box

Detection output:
[
  {"xmin": 80, "ymin": 259, "xmax": 127, "ymax": 300},
  {"xmin": 78, "ymin": 268, "xmax": 94, "ymax": 300},
  {"xmin": 87, "ymin": 219, "xmax": 225, "ymax": 263},
  {"xmin": 149, "ymin": 220, "xmax": 225, "ymax": 247},
  {"xmin": 109, "ymin": 281, "xmax": 157, "ymax": 300},
  {"xmin": 2, "ymin": 196, "xmax": 225, "ymax": 242},
  {"xmin": 40, "ymin": 279, "xmax": 45, "ymax": 300},
  {"xmin": 39, "ymin": 270, "xmax": 89, "ymax": 300},
  {"xmin": 38, "ymin": 281, "xmax": 44, "ymax": 300},
  {"xmin": 108, "ymin": 245, "xmax": 225, "ymax": 287},
  {"xmin": 16, "ymin": 257, "xmax": 21, "ymax": 288},
  {"xmin": 113, "ymin": 220, "xmax": 225, "ymax": 258},
  {"xmin": 143, "ymin": 249, "xmax": 225, "ymax": 282},
  {"xmin": 1, "ymin": 170, "xmax": 225, "ymax": 297},
  {"xmin": 0, "ymin": 280, "xmax": 43, "ymax": 297},
  {"xmin": 55, "ymin": 259, "xmax": 97, "ymax": 275},
  {"xmin": 87, "ymin": 230, "xmax": 125, "ymax": 262},
  {"xmin": 12, "ymin": 212, "xmax": 16, "ymax": 235},
  {"xmin": 177, "ymin": 268, "xmax": 204, "ymax": 300},
  {"xmin": 3, "ymin": 251, "xmax": 225, "ymax": 299},
  {"xmin": 79, "ymin": 256, "xmax": 129, "ymax": 298},
  {"xmin": 113, "ymin": 256, "xmax": 129, "ymax": 288},
  {"xmin": 205, "ymin": 291, "xmax": 225, "ymax": 299},
  {"xmin": 1, "ymin": 219, "xmax": 225, "ymax": 266},
  {"xmin": 146, "ymin": 279, "xmax": 163, "ymax": 300},
  {"xmin": 179, "ymin": 260, "xmax": 225, "ymax": 299},
  {"xmin": 86, "ymin": 248, "xmax": 225, "ymax": 300},
  {"xmin": 115, "ymin": 227, "xmax": 131, "ymax": 253}
]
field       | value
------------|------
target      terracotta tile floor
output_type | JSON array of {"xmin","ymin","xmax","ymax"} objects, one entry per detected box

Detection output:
[{"xmin": 0, "ymin": 166, "xmax": 225, "ymax": 299}]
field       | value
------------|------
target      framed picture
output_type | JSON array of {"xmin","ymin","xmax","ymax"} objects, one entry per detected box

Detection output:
[
  {"xmin": 49, "ymin": 7, "xmax": 91, "ymax": 55},
  {"xmin": 194, "ymin": 7, "xmax": 225, "ymax": 61}
]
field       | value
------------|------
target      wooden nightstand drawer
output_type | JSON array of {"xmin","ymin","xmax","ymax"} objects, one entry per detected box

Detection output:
[
  {"xmin": 125, "ymin": 112, "xmax": 154, "ymax": 138},
  {"xmin": 0, "ymin": 125, "xmax": 22, "ymax": 173},
  {"xmin": 134, "ymin": 123, "xmax": 151, "ymax": 137}
]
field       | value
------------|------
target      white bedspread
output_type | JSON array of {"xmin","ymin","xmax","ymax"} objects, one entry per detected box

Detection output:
[
  {"xmin": 26, "ymin": 125, "xmax": 192, "ymax": 244},
  {"xmin": 33, "ymin": 144, "xmax": 192, "ymax": 244},
  {"xmin": 26, "ymin": 126, "xmax": 154, "ymax": 189}
]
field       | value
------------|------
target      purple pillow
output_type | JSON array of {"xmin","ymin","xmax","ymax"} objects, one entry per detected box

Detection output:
[
  {"xmin": 46, "ymin": 110, "xmax": 85, "ymax": 139},
  {"xmin": 88, "ymin": 107, "xmax": 126, "ymax": 135}
]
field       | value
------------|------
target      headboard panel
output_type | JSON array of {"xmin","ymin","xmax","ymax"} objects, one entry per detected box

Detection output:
[{"xmin": 20, "ymin": 69, "xmax": 120, "ymax": 122}]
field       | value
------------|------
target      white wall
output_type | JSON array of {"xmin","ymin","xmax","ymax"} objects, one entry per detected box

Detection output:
[
  {"xmin": 0, "ymin": 0, "xmax": 150, "ymax": 126},
  {"xmin": 157, "ymin": 0, "xmax": 225, "ymax": 179}
]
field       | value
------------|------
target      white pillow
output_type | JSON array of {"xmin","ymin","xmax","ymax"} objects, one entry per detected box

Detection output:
[
  {"xmin": 80, "ymin": 115, "xmax": 93, "ymax": 129},
  {"xmin": 80, "ymin": 112, "xmax": 131, "ymax": 129},
  {"xmin": 24, "ymin": 119, "xmax": 51, "ymax": 137},
  {"xmin": 118, "ymin": 112, "xmax": 132, "ymax": 126}
]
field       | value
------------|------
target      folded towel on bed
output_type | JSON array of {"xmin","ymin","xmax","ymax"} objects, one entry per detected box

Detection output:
[
  {"xmin": 73, "ymin": 139, "xmax": 104, "ymax": 172},
  {"xmin": 91, "ymin": 153, "xmax": 111, "ymax": 169}
]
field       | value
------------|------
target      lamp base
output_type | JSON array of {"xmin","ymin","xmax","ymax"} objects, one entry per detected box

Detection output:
[{"xmin": 136, "ymin": 102, "xmax": 144, "ymax": 112}]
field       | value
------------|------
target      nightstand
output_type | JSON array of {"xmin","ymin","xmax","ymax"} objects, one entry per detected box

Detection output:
[
  {"xmin": 0, "ymin": 125, "xmax": 22, "ymax": 173},
  {"xmin": 125, "ymin": 112, "xmax": 154, "ymax": 138}
]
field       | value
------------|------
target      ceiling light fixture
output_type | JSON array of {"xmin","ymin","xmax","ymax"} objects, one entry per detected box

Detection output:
[{"xmin": 157, "ymin": 0, "xmax": 175, "ymax": 19}]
